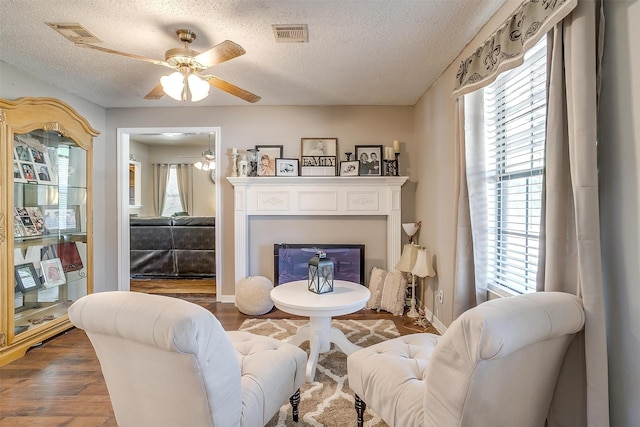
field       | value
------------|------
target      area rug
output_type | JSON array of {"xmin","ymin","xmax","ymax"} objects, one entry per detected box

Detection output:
[{"xmin": 239, "ymin": 318, "xmax": 400, "ymax": 427}]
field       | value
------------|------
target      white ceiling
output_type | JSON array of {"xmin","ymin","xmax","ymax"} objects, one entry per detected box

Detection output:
[
  {"xmin": 130, "ymin": 132, "xmax": 213, "ymax": 146},
  {"xmin": 0, "ymin": 0, "xmax": 506, "ymax": 109}
]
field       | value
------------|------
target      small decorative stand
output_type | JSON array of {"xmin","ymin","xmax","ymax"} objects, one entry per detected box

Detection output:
[{"xmin": 231, "ymin": 149, "xmax": 239, "ymax": 177}]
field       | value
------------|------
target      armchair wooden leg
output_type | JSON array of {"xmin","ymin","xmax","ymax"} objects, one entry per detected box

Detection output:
[
  {"xmin": 290, "ymin": 388, "xmax": 301, "ymax": 422},
  {"xmin": 355, "ymin": 394, "xmax": 366, "ymax": 427}
]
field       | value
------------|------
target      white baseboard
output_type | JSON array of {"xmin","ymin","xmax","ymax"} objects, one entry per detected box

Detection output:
[
  {"xmin": 421, "ymin": 307, "xmax": 447, "ymax": 335},
  {"xmin": 218, "ymin": 294, "xmax": 235, "ymax": 303}
]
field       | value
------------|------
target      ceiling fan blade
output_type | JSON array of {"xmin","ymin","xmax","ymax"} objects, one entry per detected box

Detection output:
[
  {"xmin": 204, "ymin": 75, "xmax": 261, "ymax": 103},
  {"xmin": 194, "ymin": 40, "xmax": 246, "ymax": 69},
  {"xmin": 144, "ymin": 83, "xmax": 165, "ymax": 100},
  {"xmin": 76, "ymin": 43, "xmax": 173, "ymax": 68}
]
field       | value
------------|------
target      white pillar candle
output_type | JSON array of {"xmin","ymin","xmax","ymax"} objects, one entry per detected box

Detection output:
[
  {"xmin": 232, "ymin": 147, "xmax": 238, "ymax": 154},
  {"xmin": 386, "ymin": 146, "xmax": 394, "ymax": 160},
  {"xmin": 393, "ymin": 140, "xmax": 400, "ymax": 153}
]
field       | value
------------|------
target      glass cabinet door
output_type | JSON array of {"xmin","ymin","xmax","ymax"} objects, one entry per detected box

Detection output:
[{"xmin": 12, "ymin": 129, "xmax": 88, "ymax": 336}]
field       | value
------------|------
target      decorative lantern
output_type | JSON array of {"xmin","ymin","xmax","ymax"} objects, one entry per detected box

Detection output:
[{"xmin": 308, "ymin": 250, "xmax": 334, "ymax": 294}]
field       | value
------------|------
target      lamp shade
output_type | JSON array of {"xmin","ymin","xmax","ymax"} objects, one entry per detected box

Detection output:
[
  {"xmin": 160, "ymin": 72, "xmax": 185, "ymax": 100},
  {"xmin": 412, "ymin": 247, "xmax": 436, "ymax": 278},
  {"xmin": 402, "ymin": 222, "xmax": 420, "ymax": 238},
  {"xmin": 395, "ymin": 243, "xmax": 419, "ymax": 273},
  {"xmin": 402, "ymin": 221, "xmax": 422, "ymax": 244},
  {"xmin": 160, "ymin": 72, "xmax": 210, "ymax": 102},
  {"xmin": 187, "ymin": 74, "xmax": 210, "ymax": 102}
]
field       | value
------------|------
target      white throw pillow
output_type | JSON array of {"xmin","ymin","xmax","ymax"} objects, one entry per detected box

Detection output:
[
  {"xmin": 366, "ymin": 267, "xmax": 388, "ymax": 311},
  {"xmin": 380, "ymin": 271, "xmax": 407, "ymax": 316}
]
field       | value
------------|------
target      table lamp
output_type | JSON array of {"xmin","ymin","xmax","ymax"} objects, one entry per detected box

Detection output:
[
  {"xmin": 396, "ymin": 243, "xmax": 420, "ymax": 317},
  {"xmin": 412, "ymin": 247, "xmax": 437, "ymax": 328}
]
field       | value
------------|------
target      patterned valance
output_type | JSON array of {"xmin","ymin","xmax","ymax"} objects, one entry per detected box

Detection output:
[{"xmin": 453, "ymin": 0, "xmax": 577, "ymax": 97}]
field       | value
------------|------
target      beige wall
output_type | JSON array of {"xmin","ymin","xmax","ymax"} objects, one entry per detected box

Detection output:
[{"xmin": 106, "ymin": 106, "xmax": 416, "ymax": 298}]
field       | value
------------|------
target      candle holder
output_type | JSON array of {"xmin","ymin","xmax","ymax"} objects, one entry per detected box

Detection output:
[
  {"xmin": 384, "ymin": 159, "xmax": 393, "ymax": 176},
  {"xmin": 385, "ymin": 155, "xmax": 399, "ymax": 176},
  {"xmin": 393, "ymin": 152, "xmax": 400, "ymax": 176}
]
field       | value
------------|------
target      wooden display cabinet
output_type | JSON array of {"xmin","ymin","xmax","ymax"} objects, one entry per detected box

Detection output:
[{"xmin": 0, "ymin": 97, "xmax": 99, "ymax": 366}]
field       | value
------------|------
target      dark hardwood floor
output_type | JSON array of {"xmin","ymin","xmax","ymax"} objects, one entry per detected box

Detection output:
[
  {"xmin": 129, "ymin": 277, "xmax": 216, "ymax": 294},
  {"xmin": 0, "ymin": 289, "xmax": 436, "ymax": 425}
]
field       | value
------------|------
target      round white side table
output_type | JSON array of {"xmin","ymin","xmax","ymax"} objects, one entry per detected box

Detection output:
[{"xmin": 270, "ymin": 280, "xmax": 371, "ymax": 382}]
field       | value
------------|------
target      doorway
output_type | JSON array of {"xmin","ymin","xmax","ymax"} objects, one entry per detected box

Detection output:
[{"xmin": 116, "ymin": 127, "xmax": 222, "ymax": 295}]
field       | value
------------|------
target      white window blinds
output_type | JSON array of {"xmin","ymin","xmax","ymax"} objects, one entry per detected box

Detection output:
[{"xmin": 483, "ymin": 37, "xmax": 547, "ymax": 294}]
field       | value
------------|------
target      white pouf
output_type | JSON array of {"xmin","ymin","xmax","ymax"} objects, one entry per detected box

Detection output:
[{"xmin": 236, "ymin": 276, "xmax": 275, "ymax": 315}]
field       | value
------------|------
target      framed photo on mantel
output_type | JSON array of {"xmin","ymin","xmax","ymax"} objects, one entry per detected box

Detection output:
[
  {"xmin": 255, "ymin": 145, "xmax": 283, "ymax": 177},
  {"xmin": 300, "ymin": 138, "xmax": 338, "ymax": 176},
  {"xmin": 355, "ymin": 145, "xmax": 383, "ymax": 176},
  {"xmin": 276, "ymin": 158, "xmax": 299, "ymax": 176}
]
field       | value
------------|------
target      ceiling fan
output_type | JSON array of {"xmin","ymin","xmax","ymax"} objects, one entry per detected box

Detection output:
[{"xmin": 49, "ymin": 25, "xmax": 260, "ymax": 103}]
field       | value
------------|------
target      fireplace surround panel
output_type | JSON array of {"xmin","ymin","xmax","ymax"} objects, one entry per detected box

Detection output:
[{"xmin": 227, "ymin": 176, "xmax": 408, "ymax": 303}]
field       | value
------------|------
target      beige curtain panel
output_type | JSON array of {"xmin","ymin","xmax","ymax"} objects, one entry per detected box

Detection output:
[
  {"xmin": 452, "ymin": 0, "xmax": 577, "ymax": 98},
  {"xmin": 537, "ymin": 2, "xmax": 608, "ymax": 425},
  {"xmin": 174, "ymin": 164, "xmax": 192, "ymax": 215},
  {"xmin": 152, "ymin": 163, "xmax": 170, "ymax": 216}
]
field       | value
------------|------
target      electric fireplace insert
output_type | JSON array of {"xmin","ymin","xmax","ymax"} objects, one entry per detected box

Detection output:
[{"xmin": 273, "ymin": 243, "xmax": 365, "ymax": 285}]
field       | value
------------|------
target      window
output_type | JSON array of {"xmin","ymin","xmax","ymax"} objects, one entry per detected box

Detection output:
[
  {"xmin": 482, "ymin": 37, "xmax": 547, "ymax": 294},
  {"xmin": 161, "ymin": 166, "xmax": 183, "ymax": 217}
]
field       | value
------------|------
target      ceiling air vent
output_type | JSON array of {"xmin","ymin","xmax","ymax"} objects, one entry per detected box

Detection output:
[
  {"xmin": 272, "ymin": 24, "xmax": 308, "ymax": 43},
  {"xmin": 45, "ymin": 22, "xmax": 102, "ymax": 43}
]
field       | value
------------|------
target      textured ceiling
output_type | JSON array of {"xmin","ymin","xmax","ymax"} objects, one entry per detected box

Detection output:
[{"xmin": 0, "ymin": 0, "xmax": 507, "ymax": 108}]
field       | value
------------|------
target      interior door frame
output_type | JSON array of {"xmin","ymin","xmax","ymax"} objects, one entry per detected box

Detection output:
[{"xmin": 116, "ymin": 126, "xmax": 222, "ymax": 294}]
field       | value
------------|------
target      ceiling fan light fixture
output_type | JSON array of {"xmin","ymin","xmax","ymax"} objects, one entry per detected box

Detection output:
[
  {"xmin": 188, "ymin": 74, "xmax": 210, "ymax": 102},
  {"xmin": 160, "ymin": 71, "xmax": 185, "ymax": 101},
  {"xmin": 160, "ymin": 71, "xmax": 210, "ymax": 102},
  {"xmin": 194, "ymin": 155, "xmax": 215, "ymax": 171},
  {"xmin": 202, "ymin": 149, "xmax": 215, "ymax": 161},
  {"xmin": 194, "ymin": 159, "xmax": 208, "ymax": 171},
  {"xmin": 194, "ymin": 134, "xmax": 216, "ymax": 171}
]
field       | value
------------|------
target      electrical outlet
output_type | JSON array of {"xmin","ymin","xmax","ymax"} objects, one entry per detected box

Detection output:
[{"xmin": 437, "ymin": 290, "xmax": 444, "ymax": 304}]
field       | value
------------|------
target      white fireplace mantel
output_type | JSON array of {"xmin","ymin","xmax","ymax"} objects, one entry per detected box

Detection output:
[{"xmin": 228, "ymin": 176, "xmax": 408, "ymax": 292}]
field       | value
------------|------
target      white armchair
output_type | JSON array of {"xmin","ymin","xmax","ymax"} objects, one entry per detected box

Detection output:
[
  {"xmin": 347, "ymin": 292, "xmax": 585, "ymax": 427},
  {"xmin": 69, "ymin": 291, "xmax": 307, "ymax": 427}
]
